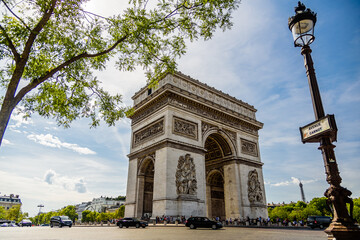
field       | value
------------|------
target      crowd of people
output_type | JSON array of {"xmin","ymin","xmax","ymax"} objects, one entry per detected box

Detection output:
[
  {"xmin": 153, "ymin": 216, "xmax": 187, "ymax": 224},
  {"xmin": 214, "ymin": 216, "xmax": 306, "ymax": 227}
]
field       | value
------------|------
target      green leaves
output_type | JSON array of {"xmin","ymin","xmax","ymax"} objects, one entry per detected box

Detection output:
[
  {"xmin": 0, "ymin": 0, "xmax": 240, "ymax": 135},
  {"xmin": 268, "ymin": 198, "xmax": 332, "ymax": 222}
]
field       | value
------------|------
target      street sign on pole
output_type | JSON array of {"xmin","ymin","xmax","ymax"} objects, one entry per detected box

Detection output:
[{"xmin": 300, "ymin": 114, "xmax": 337, "ymax": 143}]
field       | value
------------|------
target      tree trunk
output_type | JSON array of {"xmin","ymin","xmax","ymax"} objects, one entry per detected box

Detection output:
[{"xmin": 0, "ymin": 99, "xmax": 16, "ymax": 146}]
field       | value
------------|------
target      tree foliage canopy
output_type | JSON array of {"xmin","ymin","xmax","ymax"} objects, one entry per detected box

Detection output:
[
  {"xmin": 0, "ymin": 0, "xmax": 240, "ymax": 145},
  {"xmin": 58, "ymin": 205, "xmax": 78, "ymax": 221},
  {"xmin": 29, "ymin": 206, "xmax": 78, "ymax": 224},
  {"xmin": 268, "ymin": 197, "xmax": 360, "ymax": 223},
  {"xmin": 0, "ymin": 205, "xmax": 28, "ymax": 222}
]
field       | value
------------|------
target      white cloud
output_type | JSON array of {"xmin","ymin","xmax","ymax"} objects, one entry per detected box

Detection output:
[
  {"xmin": 43, "ymin": 169, "xmax": 87, "ymax": 194},
  {"xmin": 270, "ymin": 177, "xmax": 317, "ymax": 187},
  {"xmin": 27, "ymin": 133, "xmax": 96, "ymax": 155},
  {"xmin": 0, "ymin": 170, "xmax": 95, "ymax": 216},
  {"xmin": 8, "ymin": 109, "xmax": 33, "ymax": 129},
  {"xmin": 2, "ymin": 139, "xmax": 13, "ymax": 146},
  {"xmin": 44, "ymin": 169, "xmax": 56, "ymax": 184}
]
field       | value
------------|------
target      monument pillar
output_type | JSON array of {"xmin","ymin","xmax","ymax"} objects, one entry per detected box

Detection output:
[
  {"xmin": 223, "ymin": 162, "xmax": 242, "ymax": 219},
  {"xmin": 135, "ymin": 175, "xmax": 145, "ymax": 217}
]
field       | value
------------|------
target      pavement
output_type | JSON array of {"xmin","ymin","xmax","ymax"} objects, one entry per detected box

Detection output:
[{"xmin": 0, "ymin": 224, "xmax": 328, "ymax": 240}]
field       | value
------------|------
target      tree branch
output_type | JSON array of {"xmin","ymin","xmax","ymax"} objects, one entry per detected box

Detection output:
[
  {"xmin": 1, "ymin": 0, "xmax": 32, "ymax": 32},
  {"xmin": 0, "ymin": 24, "xmax": 20, "ymax": 61},
  {"xmin": 21, "ymin": 0, "xmax": 58, "ymax": 62},
  {"xmin": 80, "ymin": 10, "xmax": 109, "ymax": 20},
  {"xmin": 2, "ymin": 0, "xmax": 58, "ymax": 106},
  {"xmin": 14, "ymin": 35, "xmax": 128, "ymax": 104}
]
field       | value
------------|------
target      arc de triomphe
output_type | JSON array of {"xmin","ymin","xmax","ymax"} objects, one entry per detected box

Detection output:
[{"xmin": 125, "ymin": 72, "xmax": 267, "ymax": 220}]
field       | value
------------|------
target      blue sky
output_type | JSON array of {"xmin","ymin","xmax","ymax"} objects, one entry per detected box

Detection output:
[{"xmin": 1, "ymin": 0, "xmax": 359, "ymax": 217}]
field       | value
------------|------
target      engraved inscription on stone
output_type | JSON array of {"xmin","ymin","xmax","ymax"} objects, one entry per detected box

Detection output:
[
  {"xmin": 133, "ymin": 118, "xmax": 164, "ymax": 147},
  {"xmin": 241, "ymin": 139, "xmax": 258, "ymax": 157},
  {"xmin": 248, "ymin": 169, "xmax": 263, "ymax": 203},
  {"xmin": 173, "ymin": 117, "xmax": 198, "ymax": 140},
  {"xmin": 175, "ymin": 154, "xmax": 197, "ymax": 195}
]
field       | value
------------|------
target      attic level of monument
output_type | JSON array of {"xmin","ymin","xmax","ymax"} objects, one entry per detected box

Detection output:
[
  {"xmin": 125, "ymin": 72, "xmax": 267, "ymax": 221},
  {"xmin": 132, "ymin": 72, "xmax": 255, "ymax": 111},
  {"xmin": 129, "ymin": 72, "xmax": 263, "ymax": 135}
]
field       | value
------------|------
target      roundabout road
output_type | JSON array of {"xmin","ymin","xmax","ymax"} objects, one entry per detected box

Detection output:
[{"xmin": 0, "ymin": 226, "xmax": 327, "ymax": 240}]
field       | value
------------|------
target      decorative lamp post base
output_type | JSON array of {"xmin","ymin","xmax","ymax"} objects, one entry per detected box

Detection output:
[{"xmin": 325, "ymin": 222, "xmax": 360, "ymax": 240}]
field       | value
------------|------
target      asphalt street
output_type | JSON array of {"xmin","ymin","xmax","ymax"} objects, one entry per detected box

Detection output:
[{"xmin": 0, "ymin": 225, "xmax": 327, "ymax": 240}]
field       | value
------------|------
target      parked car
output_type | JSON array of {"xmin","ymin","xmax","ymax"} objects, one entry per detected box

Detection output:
[
  {"xmin": 0, "ymin": 223, "xmax": 9, "ymax": 227},
  {"xmin": 50, "ymin": 216, "xmax": 73, "ymax": 228},
  {"xmin": 0, "ymin": 220, "xmax": 18, "ymax": 227},
  {"xmin": 117, "ymin": 218, "xmax": 148, "ymax": 228},
  {"xmin": 307, "ymin": 216, "xmax": 332, "ymax": 229},
  {"xmin": 8, "ymin": 222, "xmax": 19, "ymax": 227},
  {"xmin": 19, "ymin": 219, "xmax": 32, "ymax": 227},
  {"xmin": 185, "ymin": 217, "xmax": 223, "ymax": 230}
]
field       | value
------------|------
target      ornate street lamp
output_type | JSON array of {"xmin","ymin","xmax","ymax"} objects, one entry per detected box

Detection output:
[
  {"xmin": 288, "ymin": 2, "xmax": 360, "ymax": 240},
  {"xmin": 289, "ymin": 1, "xmax": 316, "ymax": 48}
]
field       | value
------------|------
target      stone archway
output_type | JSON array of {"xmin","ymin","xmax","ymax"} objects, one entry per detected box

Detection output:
[
  {"xmin": 207, "ymin": 171, "xmax": 225, "ymax": 220},
  {"xmin": 204, "ymin": 133, "xmax": 233, "ymax": 220},
  {"xmin": 137, "ymin": 157, "xmax": 154, "ymax": 218}
]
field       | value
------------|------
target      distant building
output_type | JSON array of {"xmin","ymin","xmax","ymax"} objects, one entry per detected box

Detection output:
[
  {"xmin": 85, "ymin": 196, "xmax": 125, "ymax": 213},
  {"xmin": 0, "ymin": 194, "xmax": 22, "ymax": 210},
  {"xmin": 75, "ymin": 201, "xmax": 91, "ymax": 222},
  {"xmin": 75, "ymin": 196, "xmax": 125, "ymax": 222},
  {"xmin": 267, "ymin": 202, "xmax": 284, "ymax": 209}
]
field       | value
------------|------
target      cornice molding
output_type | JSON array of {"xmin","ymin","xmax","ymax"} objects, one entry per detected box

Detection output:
[
  {"xmin": 132, "ymin": 72, "xmax": 263, "ymax": 120},
  {"xmin": 131, "ymin": 90, "xmax": 262, "ymax": 136},
  {"xmin": 128, "ymin": 138, "xmax": 206, "ymax": 160}
]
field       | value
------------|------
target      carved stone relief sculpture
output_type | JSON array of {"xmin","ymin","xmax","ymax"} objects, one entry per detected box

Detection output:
[
  {"xmin": 133, "ymin": 118, "xmax": 164, "ymax": 147},
  {"xmin": 169, "ymin": 95, "xmax": 259, "ymax": 135},
  {"xmin": 176, "ymin": 154, "xmax": 197, "ymax": 195},
  {"xmin": 137, "ymin": 152, "xmax": 155, "ymax": 175},
  {"xmin": 241, "ymin": 139, "xmax": 258, "ymax": 157},
  {"xmin": 201, "ymin": 121, "xmax": 217, "ymax": 135},
  {"xmin": 223, "ymin": 129, "xmax": 236, "ymax": 144},
  {"xmin": 248, "ymin": 169, "xmax": 263, "ymax": 203},
  {"xmin": 173, "ymin": 117, "xmax": 198, "ymax": 140}
]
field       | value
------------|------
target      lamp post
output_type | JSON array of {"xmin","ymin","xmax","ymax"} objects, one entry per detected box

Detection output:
[
  {"xmin": 37, "ymin": 204, "xmax": 44, "ymax": 215},
  {"xmin": 288, "ymin": 2, "xmax": 360, "ymax": 239}
]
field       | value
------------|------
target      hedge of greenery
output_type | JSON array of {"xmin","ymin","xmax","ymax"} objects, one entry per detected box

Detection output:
[{"xmin": 268, "ymin": 197, "xmax": 360, "ymax": 224}]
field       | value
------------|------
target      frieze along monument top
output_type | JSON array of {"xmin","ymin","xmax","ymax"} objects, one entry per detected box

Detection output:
[{"xmin": 125, "ymin": 72, "xmax": 267, "ymax": 221}]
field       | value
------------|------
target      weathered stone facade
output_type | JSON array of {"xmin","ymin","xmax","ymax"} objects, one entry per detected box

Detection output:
[{"xmin": 125, "ymin": 72, "xmax": 267, "ymax": 220}]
